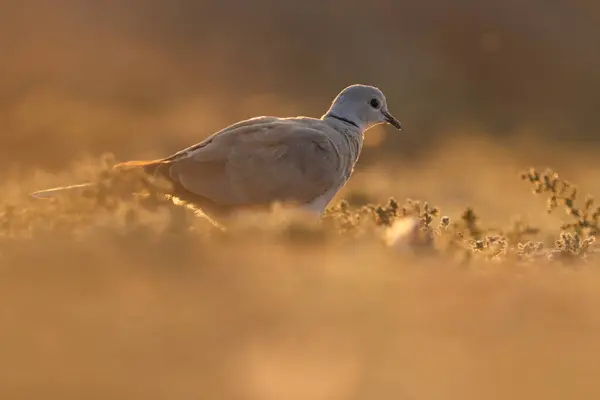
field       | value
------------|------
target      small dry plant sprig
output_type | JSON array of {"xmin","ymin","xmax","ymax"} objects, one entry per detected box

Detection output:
[
  {"xmin": 521, "ymin": 167, "xmax": 598, "ymax": 263},
  {"xmin": 321, "ymin": 200, "xmax": 376, "ymax": 235},
  {"xmin": 434, "ymin": 208, "xmax": 503, "ymax": 262},
  {"xmin": 549, "ymin": 232, "xmax": 596, "ymax": 264},
  {"xmin": 521, "ymin": 168, "xmax": 599, "ymax": 236}
]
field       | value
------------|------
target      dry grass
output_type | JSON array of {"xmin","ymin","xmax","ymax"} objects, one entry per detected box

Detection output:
[{"xmin": 1, "ymin": 146, "xmax": 600, "ymax": 400}]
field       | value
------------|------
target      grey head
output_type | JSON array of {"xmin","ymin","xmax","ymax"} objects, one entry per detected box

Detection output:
[{"xmin": 323, "ymin": 84, "xmax": 402, "ymax": 132}]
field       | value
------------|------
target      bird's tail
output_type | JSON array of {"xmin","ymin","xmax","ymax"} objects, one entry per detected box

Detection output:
[
  {"xmin": 30, "ymin": 159, "xmax": 166, "ymax": 200},
  {"xmin": 30, "ymin": 182, "xmax": 97, "ymax": 199},
  {"xmin": 30, "ymin": 160, "xmax": 164, "ymax": 199}
]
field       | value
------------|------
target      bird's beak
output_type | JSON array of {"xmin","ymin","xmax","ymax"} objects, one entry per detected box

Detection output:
[{"xmin": 383, "ymin": 110, "xmax": 402, "ymax": 130}]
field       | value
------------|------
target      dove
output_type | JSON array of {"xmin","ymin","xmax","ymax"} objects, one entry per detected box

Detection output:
[{"xmin": 31, "ymin": 84, "xmax": 401, "ymax": 221}]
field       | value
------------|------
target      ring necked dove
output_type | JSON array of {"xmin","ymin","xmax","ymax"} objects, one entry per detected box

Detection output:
[{"xmin": 31, "ymin": 84, "xmax": 401, "ymax": 220}]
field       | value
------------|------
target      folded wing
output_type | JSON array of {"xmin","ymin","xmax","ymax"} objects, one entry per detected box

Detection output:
[{"xmin": 157, "ymin": 117, "xmax": 342, "ymax": 209}]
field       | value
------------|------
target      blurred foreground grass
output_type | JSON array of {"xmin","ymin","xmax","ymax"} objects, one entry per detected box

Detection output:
[{"xmin": 0, "ymin": 157, "xmax": 599, "ymax": 399}]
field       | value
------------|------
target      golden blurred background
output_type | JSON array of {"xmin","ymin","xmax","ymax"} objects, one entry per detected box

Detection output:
[
  {"xmin": 1, "ymin": 1, "xmax": 600, "ymax": 398},
  {"xmin": 2, "ymin": 0, "xmax": 600, "ymax": 171}
]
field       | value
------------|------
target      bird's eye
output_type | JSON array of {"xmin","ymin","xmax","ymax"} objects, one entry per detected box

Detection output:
[{"xmin": 369, "ymin": 98, "xmax": 380, "ymax": 109}]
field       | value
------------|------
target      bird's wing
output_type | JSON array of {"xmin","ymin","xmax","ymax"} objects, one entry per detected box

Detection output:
[
  {"xmin": 162, "ymin": 117, "xmax": 282, "ymax": 162},
  {"xmin": 163, "ymin": 117, "xmax": 343, "ymax": 207}
]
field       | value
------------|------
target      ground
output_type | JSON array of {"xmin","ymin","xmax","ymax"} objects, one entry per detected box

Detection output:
[{"xmin": 1, "ymin": 138, "xmax": 599, "ymax": 400}]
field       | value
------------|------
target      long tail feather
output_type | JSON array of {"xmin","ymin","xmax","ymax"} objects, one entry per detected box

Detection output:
[
  {"xmin": 30, "ymin": 159, "xmax": 164, "ymax": 200},
  {"xmin": 30, "ymin": 182, "xmax": 97, "ymax": 199}
]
